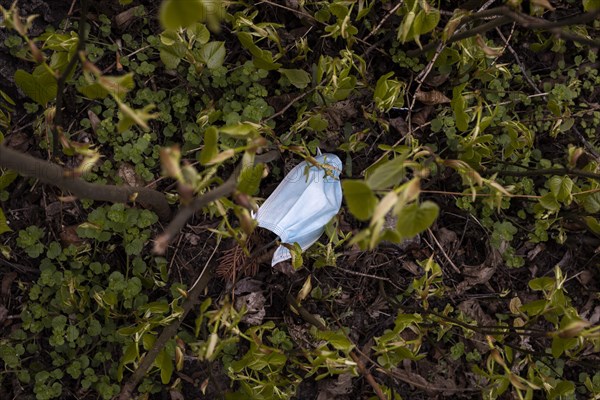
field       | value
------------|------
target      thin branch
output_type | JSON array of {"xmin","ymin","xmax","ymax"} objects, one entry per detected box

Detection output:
[
  {"xmin": 118, "ymin": 243, "xmax": 219, "ymax": 400},
  {"xmin": 488, "ymin": 167, "xmax": 600, "ymax": 181},
  {"xmin": 408, "ymin": 7, "xmax": 600, "ymax": 56},
  {"xmin": 363, "ymin": 1, "xmax": 404, "ymax": 42},
  {"xmin": 153, "ymin": 150, "xmax": 280, "ymax": 254},
  {"xmin": 52, "ymin": 0, "xmax": 90, "ymax": 157},
  {"xmin": 0, "ymin": 145, "xmax": 171, "ymax": 220},
  {"xmin": 264, "ymin": 89, "xmax": 316, "ymax": 122}
]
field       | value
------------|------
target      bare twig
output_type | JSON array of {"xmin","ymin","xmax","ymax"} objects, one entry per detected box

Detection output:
[
  {"xmin": 488, "ymin": 167, "xmax": 600, "ymax": 180},
  {"xmin": 0, "ymin": 145, "xmax": 171, "ymax": 220},
  {"xmin": 573, "ymin": 126, "xmax": 600, "ymax": 162},
  {"xmin": 427, "ymin": 228, "xmax": 461, "ymax": 274},
  {"xmin": 363, "ymin": 2, "xmax": 404, "ymax": 42},
  {"xmin": 52, "ymin": 0, "xmax": 90, "ymax": 157},
  {"xmin": 265, "ymin": 89, "xmax": 316, "ymax": 122}
]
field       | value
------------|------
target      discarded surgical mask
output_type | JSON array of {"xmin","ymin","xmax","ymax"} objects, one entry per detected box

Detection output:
[{"xmin": 254, "ymin": 153, "xmax": 343, "ymax": 266}]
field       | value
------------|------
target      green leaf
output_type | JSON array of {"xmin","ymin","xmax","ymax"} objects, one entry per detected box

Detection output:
[
  {"xmin": 539, "ymin": 193, "xmax": 560, "ymax": 211},
  {"xmin": 584, "ymin": 216, "xmax": 600, "ymax": 235},
  {"xmin": 238, "ymin": 164, "xmax": 264, "ymax": 195},
  {"xmin": 117, "ymin": 103, "xmax": 158, "ymax": 132},
  {"xmin": 199, "ymin": 126, "xmax": 218, "ymax": 165},
  {"xmin": 548, "ymin": 380, "xmax": 575, "ymax": 400},
  {"xmin": 187, "ymin": 23, "xmax": 210, "ymax": 45},
  {"xmin": 159, "ymin": 0, "xmax": 205, "ymax": 30},
  {"xmin": 289, "ymin": 242, "xmax": 303, "ymax": 270},
  {"xmin": 342, "ymin": 180, "xmax": 377, "ymax": 221},
  {"xmin": 159, "ymin": 30, "xmax": 188, "ymax": 69},
  {"xmin": 548, "ymin": 175, "xmax": 573, "ymax": 203},
  {"xmin": 155, "ymin": 349, "xmax": 174, "ymax": 384},
  {"xmin": 0, "ymin": 170, "xmax": 17, "ymax": 191},
  {"xmin": 237, "ymin": 32, "xmax": 281, "ymax": 71},
  {"xmin": 396, "ymin": 201, "xmax": 439, "ymax": 239},
  {"xmin": 0, "ymin": 208, "xmax": 11, "ymax": 235},
  {"xmin": 313, "ymin": 330, "xmax": 355, "ymax": 353},
  {"xmin": 199, "ymin": 41, "xmax": 226, "ymax": 70},
  {"xmin": 582, "ymin": 191, "xmax": 600, "ymax": 213},
  {"xmin": 279, "ymin": 68, "xmax": 311, "ymax": 89},
  {"xmin": 308, "ymin": 115, "xmax": 328, "ymax": 131},
  {"xmin": 583, "ymin": 0, "xmax": 600, "ymax": 12},
  {"xmin": 78, "ymin": 73, "xmax": 135, "ymax": 100},
  {"xmin": 529, "ymin": 276, "xmax": 555, "ymax": 291},
  {"xmin": 219, "ymin": 122, "xmax": 257, "ymax": 137},
  {"xmin": 451, "ymin": 84, "xmax": 469, "ymax": 132},
  {"xmin": 14, "ymin": 69, "xmax": 57, "ymax": 106},
  {"xmin": 366, "ymin": 156, "xmax": 407, "ymax": 190}
]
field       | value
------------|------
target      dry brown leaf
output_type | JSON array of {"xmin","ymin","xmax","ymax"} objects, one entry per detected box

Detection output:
[
  {"xmin": 411, "ymin": 105, "xmax": 434, "ymax": 126},
  {"xmin": 118, "ymin": 163, "xmax": 145, "ymax": 187},
  {"xmin": 437, "ymin": 227, "xmax": 458, "ymax": 249},
  {"xmin": 456, "ymin": 249, "xmax": 501, "ymax": 294},
  {"xmin": 87, "ymin": 110, "xmax": 101, "ymax": 135},
  {"xmin": 415, "ymin": 90, "xmax": 450, "ymax": 105},
  {"xmin": 1, "ymin": 272, "xmax": 17, "ymax": 299},
  {"xmin": 114, "ymin": 6, "xmax": 145, "ymax": 30},
  {"xmin": 235, "ymin": 292, "xmax": 266, "ymax": 325},
  {"xmin": 317, "ymin": 373, "xmax": 354, "ymax": 399},
  {"xmin": 458, "ymin": 299, "xmax": 495, "ymax": 353},
  {"xmin": 60, "ymin": 225, "xmax": 87, "ymax": 247}
]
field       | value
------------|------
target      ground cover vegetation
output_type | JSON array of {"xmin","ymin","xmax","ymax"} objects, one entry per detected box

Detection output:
[{"xmin": 0, "ymin": 0, "xmax": 599, "ymax": 398}]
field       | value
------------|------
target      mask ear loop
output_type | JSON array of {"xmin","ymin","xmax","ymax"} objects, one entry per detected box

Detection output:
[{"xmin": 316, "ymin": 147, "xmax": 322, "ymax": 156}]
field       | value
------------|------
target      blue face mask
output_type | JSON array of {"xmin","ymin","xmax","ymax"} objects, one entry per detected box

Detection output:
[{"xmin": 254, "ymin": 153, "xmax": 343, "ymax": 266}]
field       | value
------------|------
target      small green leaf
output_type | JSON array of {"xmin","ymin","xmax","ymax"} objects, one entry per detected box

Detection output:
[
  {"xmin": 396, "ymin": 201, "xmax": 439, "ymax": 239},
  {"xmin": 0, "ymin": 208, "xmax": 11, "ymax": 235},
  {"xmin": 238, "ymin": 164, "xmax": 264, "ymax": 195},
  {"xmin": 199, "ymin": 126, "xmax": 218, "ymax": 165},
  {"xmin": 548, "ymin": 175, "xmax": 573, "ymax": 203},
  {"xmin": 366, "ymin": 156, "xmax": 407, "ymax": 190},
  {"xmin": 199, "ymin": 41, "xmax": 226, "ymax": 69},
  {"xmin": 159, "ymin": 0, "xmax": 205, "ymax": 30},
  {"xmin": 451, "ymin": 83, "xmax": 469, "ymax": 132},
  {"xmin": 78, "ymin": 73, "xmax": 135, "ymax": 100},
  {"xmin": 14, "ymin": 69, "xmax": 57, "ymax": 106},
  {"xmin": 539, "ymin": 193, "xmax": 560, "ymax": 211},
  {"xmin": 219, "ymin": 122, "xmax": 257, "ymax": 137},
  {"xmin": 584, "ymin": 216, "xmax": 600, "ymax": 235},
  {"xmin": 529, "ymin": 276, "xmax": 555, "ymax": 291},
  {"xmin": 583, "ymin": 0, "xmax": 599, "ymax": 12},
  {"xmin": 0, "ymin": 170, "xmax": 17, "ymax": 191},
  {"xmin": 117, "ymin": 103, "xmax": 158, "ymax": 132},
  {"xmin": 279, "ymin": 68, "xmax": 311, "ymax": 89},
  {"xmin": 342, "ymin": 180, "xmax": 377, "ymax": 221},
  {"xmin": 155, "ymin": 349, "xmax": 174, "ymax": 384}
]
